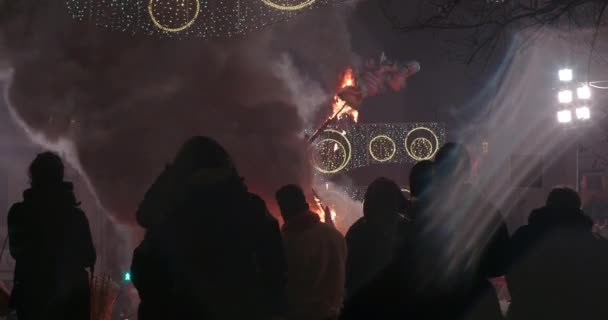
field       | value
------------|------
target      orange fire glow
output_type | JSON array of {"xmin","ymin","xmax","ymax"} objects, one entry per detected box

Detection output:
[
  {"xmin": 332, "ymin": 68, "xmax": 359, "ymax": 122},
  {"xmin": 312, "ymin": 197, "xmax": 337, "ymax": 224}
]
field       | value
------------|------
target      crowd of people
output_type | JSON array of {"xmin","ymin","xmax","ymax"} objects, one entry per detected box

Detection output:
[{"xmin": 7, "ymin": 136, "xmax": 608, "ymax": 320}]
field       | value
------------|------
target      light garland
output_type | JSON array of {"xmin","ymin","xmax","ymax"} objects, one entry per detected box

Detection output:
[
  {"xmin": 369, "ymin": 135, "xmax": 396, "ymax": 162},
  {"xmin": 260, "ymin": 0, "xmax": 317, "ymax": 11},
  {"xmin": 404, "ymin": 126, "xmax": 439, "ymax": 161},
  {"xmin": 65, "ymin": 0, "xmax": 344, "ymax": 38},
  {"xmin": 311, "ymin": 129, "xmax": 352, "ymax": 174},
  {"xmin": 310, "ymin": 123, "xmax": 445, "ymax": 175},
  {"xmin": 148, "ymin": 0, "xmax": 201, "ymax": 33}
]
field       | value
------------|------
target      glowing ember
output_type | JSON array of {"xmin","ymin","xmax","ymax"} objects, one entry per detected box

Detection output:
[{"xmin": 332, "ymin": 68, "xmax": 359, "ymax": 122}]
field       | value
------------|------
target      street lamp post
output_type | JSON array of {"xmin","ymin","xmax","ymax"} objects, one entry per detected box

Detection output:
[{"xmin": 556, "ymin": 68, "xmax": 592, "ymax": 191}]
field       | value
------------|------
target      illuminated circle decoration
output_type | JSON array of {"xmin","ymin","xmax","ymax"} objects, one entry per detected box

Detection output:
[
  {"xmin": 405, "ymin": 127, "xmax": 440, "ymax": 161},
  {"xmin": 369, "ymin": 135, "xmax": 396, "ymax": 162},
  {"xmin": 260, "ymin": 0, "xmax": 318, "ymax": 10},
  {"xmin": 311, "ymin": 129, "xmax": 352, "ymax": 174},
  {"xmin": 148, "ymin": 0, "xmax": 201, "ymax": 33}
]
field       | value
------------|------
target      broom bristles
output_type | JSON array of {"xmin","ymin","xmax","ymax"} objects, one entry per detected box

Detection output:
[{"xmin": 90, "ymin": 274, "xmax": 119, "ymax": 320}]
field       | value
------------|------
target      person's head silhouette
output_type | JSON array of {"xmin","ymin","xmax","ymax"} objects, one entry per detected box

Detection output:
[
  {"xmin": 364, "ymin": 177, "xmax": 405, "ymax": 221},
  {"xmin": 546, "ymin": 186, "xmax": 581, "ymax": 211},
  {"xmin": 276, "ymin": 184, "xmax": 309, "ymax": 223},
  {"xmin": 29, "ymin": 152, "xmax": 64, "ymax": 188},
  {"xmin": 410, "ymin": 160, "xmax": 434, "ymax": 199},
  {"xmin": 172, "ymin": 136, "xmax": 235, "ymax": 178},
  {"xmin": 434, "ymin": 142, "xmax": 471, "ymax": 183}
]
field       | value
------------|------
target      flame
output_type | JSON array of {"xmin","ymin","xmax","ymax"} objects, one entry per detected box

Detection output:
[
  {"xmin": 333, "ymin": 143, "xmax": 339, "ymax": 152},
  {"xmin": 331, "ymin": 68, "xmax": 359, "ymax": 122},
  {"xmin": 311, "ymin": 197, "xmax": 337, "ymax": 224}
]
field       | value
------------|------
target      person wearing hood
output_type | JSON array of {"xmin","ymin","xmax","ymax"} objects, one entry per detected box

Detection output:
[
  {"xmin": 344, "ymin": 177, "xmax": 408, "ymax": 299},
  {"xmin": 507, "ymin": 187, "xmax": 608, "ymax": 320},
  {"xmin": 8, "ymin": 152, "xmax": 96, "ymax": 320},
  {"xmin": 276, "ymin": 185, "xmax": 346, "ymax": 320},
  {"xmin": 131, "ymin": 136, "xmax": 286, "ymax": 320}
]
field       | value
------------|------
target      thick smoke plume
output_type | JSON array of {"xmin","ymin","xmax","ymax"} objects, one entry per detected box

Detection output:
[{"xmin": 0, "ymin": 0, "xmax": 355, "ymax": 223}]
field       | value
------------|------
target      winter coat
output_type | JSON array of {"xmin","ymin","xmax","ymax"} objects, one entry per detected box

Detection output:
[
  {"xmin": 132, "ymin": 167, "xmax": 287, "ymax": 320},
  {"xmin": 508, "ymin": 206, "xmax": 608, "ymax": 320},
  {"xmin": 341, "ymin": 184, "xmax": 508, "ymax": 320},
  {"xmin": 344, "ymin": 214, "xmax": 409, "ymax": 299},
  {"xmin": 8, "ymin": 182, "xmax": 95, "ymax": 320},
  {"xmin": 282, "ymin": 212, "xmax": 346, "ymax": 320}
]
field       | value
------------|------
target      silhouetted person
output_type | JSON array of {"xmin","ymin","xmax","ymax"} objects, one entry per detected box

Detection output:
[
  {"xmin": 344, "ymin": 177, "xmax": 408, "ymax": 299},
  {"xmin": 8, "ymin": 152, "xmax": 96, "ymax": 320},
  {"xmin": 407, "ymin": 159, "xmax": 434, "ymax": 220},
  {"xmin": 276, "ymin": 185, "xmax": 346, "ymax": 320},
  {"xmin": 342, "ymin": 144, "xmax": 508, "ymax": 320},
  {"xmin": 404, "ymin": 142, "xmax": 508, "ymax": 320},
  {"xmin": 507, "ymin": 187, "xmax": 608, "ymax": 320},
  {"xmin": 131, "ymin": 136, "xmax": 286, "ymax": 320}
]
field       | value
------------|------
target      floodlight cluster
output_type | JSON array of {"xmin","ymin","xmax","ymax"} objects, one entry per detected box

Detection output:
[{"xmin": 556, "ymin": 68, "xmax": 592, "ymax": 124}]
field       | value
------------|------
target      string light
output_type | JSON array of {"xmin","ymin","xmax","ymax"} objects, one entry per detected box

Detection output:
[
  {"xmin": 369, "ymin": 135, "xmax": 396, "ymax": 162},
  {"xmin": 310, "ymin": 123, "xmax": 445, "ymax": 175},
  {"xmin": 409, "ymin": 137, "xmax": 433, "ymax": 160},
  {"xmin": 65, "ymin": 0, "xmax": 345, "ymax": 38},
  {"xmin": 260, "ymin": 0, "xmax": 317, "ymax": 11},
  {"xmin": 311, "ymin": 129, "xmax": 352, "ymax": 174},
  {"xmin": 404, "ymin": 126, "xmax": 440, "ymax": 161},
  {"xmin": 148, "ymin": 0, "xmax": 201, "ymax": 33}
]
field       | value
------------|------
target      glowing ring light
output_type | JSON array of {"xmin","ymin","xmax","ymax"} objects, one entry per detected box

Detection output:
[
  {"xmin": 369, "ymin": 135, "xmax": 396, "ymax": 162},
  {"xmin": 260, "ymin": 0, "xmax": 317, "ymax": 11},
  {"xmin": 312, "ymin": 129, "xmax": 352, "ymax": 174},
  {"xmin": 410, "ymin": 138, "xmax": 434, "ymax": 160},
  {"xmin": 404, "ymin": 127, "xmax": 439, "ymax": 161},
  {"xmin": 148, "ymin": 0, "xmax": 200, "ymax": 33}
]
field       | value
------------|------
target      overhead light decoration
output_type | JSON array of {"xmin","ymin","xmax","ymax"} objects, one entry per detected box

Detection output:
[
  {"xmin": 148, "ymin": 0, "xmax": 201, "ymax": 33},
  {"xmin": 65, "ymin": 0, "xmax": 344, "ymax": 38},
  {"xmin": 404, "ymin": 126, "xmax": 440, "ymax": 161},
  {"xmin": 369, "ymin": 135, "xmax": 396, "ymax": 162},
  {"xmin": 261, "ymin": 0, "xmax": 318, "ymax": 10},
  {"xmin": 311, "ymin": 129, "xmax": 352, "ymax": 174},
  {"xmin": 310, "ymin": 123, "xmax": 445, "ymax": 175}
]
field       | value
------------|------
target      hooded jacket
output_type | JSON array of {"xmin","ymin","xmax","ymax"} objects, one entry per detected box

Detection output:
[{"xmin": 508, "ymin": 206, "xmax": 608, "ymax": 320}]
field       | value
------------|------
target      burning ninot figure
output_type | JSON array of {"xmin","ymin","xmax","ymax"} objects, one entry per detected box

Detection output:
[{"xmin": 338, "ymin": 53, "xmax": 420, "ymax": 108}]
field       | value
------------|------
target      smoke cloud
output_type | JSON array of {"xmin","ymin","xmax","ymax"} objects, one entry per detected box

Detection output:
[{"xmin": 0, "ymin": 0, "xmax": 356, "ymax": 223}]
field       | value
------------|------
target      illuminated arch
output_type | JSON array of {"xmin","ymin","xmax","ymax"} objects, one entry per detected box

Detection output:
[
  {"xmin": 260, "ymin": 0, "xmax": 317, "ymax": 11},
  {"xmin": 404, "ymin": 127, "xmax": 439, "ymax": 161},
  {"xmin": 368, "ymin": 135, "xmax": 396, "ymax": 162},
  {"xmin": 148, "ymin": 0, "xmax": 200, "ymax": 33}
]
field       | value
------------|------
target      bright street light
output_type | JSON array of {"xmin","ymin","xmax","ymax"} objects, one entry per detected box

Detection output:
[
  {"xmin": 575, "ymin": 106, "xmax": 591, "ymax": 120},
  {"xmin": 558, "ymin": 90, "xmax": 573, "ymax": 103},
  {"xmin": 559, "ymin": 68, "xmax": 573, "ymax": 82},
  {"xmin": 577, "ymin": 85, "xmax": 591, "ymax": 99},
  {"xmin": 557, "ymin": 110, "xmax": 572, "ymax": 123}
]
